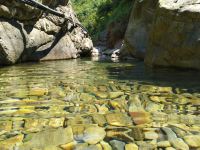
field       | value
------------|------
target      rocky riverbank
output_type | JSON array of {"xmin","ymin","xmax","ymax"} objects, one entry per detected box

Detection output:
[
  {"xmin": 121, "ymin": 0, "xmax": 200, "ymax": 70},
  {"xmin": 0, "ymin": 0, "xmax": 93, "ymax": 65}
]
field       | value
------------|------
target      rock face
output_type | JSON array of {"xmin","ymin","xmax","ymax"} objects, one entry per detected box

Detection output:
[
  {"xmin": 0, "ymin": 0, "xmax": 93, "ymax": 65},
  {"xmin": 121, "ymin": 0, "xmax": 200, "ymax": 70}
]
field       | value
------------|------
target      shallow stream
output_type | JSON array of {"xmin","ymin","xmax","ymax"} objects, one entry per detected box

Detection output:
[{"xmin": 0, "ymin": 59, "xmax": 199, "ymax": 150}]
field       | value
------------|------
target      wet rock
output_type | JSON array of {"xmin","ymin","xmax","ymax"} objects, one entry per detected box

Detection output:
[
  {"xmin": 130, "ymin": 127, "xmax": 144, "ymax": 141},
  {"xmin": 80, "ymin": 93, "xmax": 94, "ymax": 101},
  {"xmin": 109, "ymin": 92, "xmax": 124, "ymax": 99},
  {"xmin": 29, "ymin": 88, "xmax": 48, "ymax": 96},
  {"xmin": 100, "ymin": 141, "xmax": 112, "ymax": 150},
  {"xmin": 170, "ymin": 138, "xmax": 189, "ymax": 150},
  {"xmin": 74, "ymin": 143, "xmax": 88, "ymax": 150},
  {"xmin": 60, "ymin": 141, "xmax": 77, "ymax": 150},
  {"xmin": 91, "ymin": 47, "xmax": 102, "ymax": 57},
  {"xmin": 106, "ymin": 113, "xmax": 132, "ymax": 126},
  {"xmin": 183, "ymin": 135, "xmax": 200, "ymax": 148},
  {"xmin": 157, "ymin": 141, "xmax": 171, "ymax": 148},
  {"xmin": 129, "ymin": 111, "xmax": 152, "ymax": 125},
  {"xmin": 110, "ymin": 140, "xmax": 125, "ymax": 150},
  {"xmin": 98, "ymin": 86, "xmax": 108, "ymax": 92},
  {"xmin": 137, "ymin": 142, "xmax": 156, "ymax": 150},
  {"xmin": 96, "ymin": 144, "xmax": 103, "ymax": 150},
  {"xmin": 20, "ymin": 127, "xmax": 73, "ymax": 149},
  {"xmin": 139, "ymin": 85, "xmax": 157, "ymax": 93},
  {"xmin": 157, "ymin": 87, "xmax": 173, "ymax": 93},
  {"xmin": 24, "ymin": 118, "xmax": 40, "ymax": 132},
  {"xmin": 0, "ymin": 134, "xmax": 24, "ymax": 150},
  {"xmin": 92, "ymin": 114, "xmax": 107, "ymax": 127},
  {"xmin": 149, "ymin": 96, "xmax": 166, "ymax": 103},
  {"xmin": 145, "ymin": 101, "xmax": 162, "ymax": 112},
  {"xmin": 125, "ymin": 143, "xmax": 138, "ymax": 150},
  {"xmin": 95, "ymin": 104, "xmax": 110, "ymax": 114},
  {"xmin": 72, "ymin": 125, "xmax": 85, "ymax": 141},
  {"xmin": 67, "ymin": 116, "xmax": 87, "ymax": 126},
  {"xmin": 162, "ymin": 127, "xmax": 189, "ymax": 150},
  {"xmin": 106, "ymin": 130, "xmax": 134, "ymax": 142},
  {"xmin": 95, "ymin": 92, "xmax": 108, "ymax": 99},
  {"xmin": 109, "ymin": 99, "xmax": 127, "ymax": 111},
  {"xmin": 128, "ymin": 94, "xmax": 144, "ymax": 112},
  {"xmin": 82, "ymin": 104, "xmax": 97, "ymax": 114},
  {"xmin": 144, "ymin": 131, "xmax": 159, "ymax": 140},
  {"xmin": 170, "ymin": 126, "xmax": 187, "ymax": 138},
  {"xmin": 83, "ymin": 126, "xmax": 106, "ymax": 144},
  {"xmin": 49, "ymin": 117, "xmax": 65, "ymax": 128}
]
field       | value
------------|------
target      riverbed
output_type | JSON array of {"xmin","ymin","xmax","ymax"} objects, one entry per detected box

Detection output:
[{"xmin": 0, "ymin": 59, "xmax": 199, "ymax": 150}]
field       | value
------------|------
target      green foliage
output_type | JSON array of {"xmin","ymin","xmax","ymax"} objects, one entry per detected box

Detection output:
[{"xmin": 71, "ymin": 0, "xmax": 133, "ymax": 40}]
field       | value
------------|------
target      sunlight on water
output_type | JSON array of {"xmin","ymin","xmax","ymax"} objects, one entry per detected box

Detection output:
[{"xmin": 0, "ymin": 59, "xmax": 199, "ymax": 150}]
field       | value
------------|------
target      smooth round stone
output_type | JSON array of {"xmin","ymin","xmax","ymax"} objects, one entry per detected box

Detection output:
[
  {"xmin": 95, "ymin": 92, "xmax": 108, "ymax": 99},
  {"xmin": 170, "ymin": 138, "xmax": 189, "ymax": 150},
  {"xmin": 92, "ymin": 114, "xmax": 107, "ymax": 127},
  {"xmin": 125, "ymin": 143, "xmax": 138, "ymax": 150},
  {"xmin": 59, "ymin": 141, "xmax": 77, "ymax": 150},
  {"xmin": 96, "ymin": 144, "xmax": 103, "ymax": 150},
  {"xmin": 144, "ymin": 131, "xmax": 159, "ymax": 140},
  {"xmin": 83, "ymin": 126, "xmax": 106, "ymax": 144},
  {"xmin": 109, "ymin": 140, "xmax": 125, "ymax": 150},
  {"xmin": 29, "ymin": 88, "xmax": 48, "ymax": 96},
  {"xmin": 157, "ymin": 141, "xmax": 171, "ymax": 147},
  {"xmin": 183, "ymin": 135, "xmax": 200, "ymax": 148},
  {"xmin": 129, "ymin": 111, "xmax": 152, "ymax": 125},
  {"xmin": 109, "ymin": 92, "xmax": 124, "ymax": 99},
  {"xmin": 100, "ymin": 141, "xmax": 112, "ymax": 150},
  {"xmin": 106, "ymin": 113, "xmax": 132, "ymax": 126}
]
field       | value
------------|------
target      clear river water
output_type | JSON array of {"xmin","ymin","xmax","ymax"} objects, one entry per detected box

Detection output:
[{"xmin": 0, "ymin": 59, "xmax": 199, "ymax": 150}]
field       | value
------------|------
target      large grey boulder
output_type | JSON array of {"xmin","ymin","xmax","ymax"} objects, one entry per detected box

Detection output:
[
  {"xmin": 0, "ymin": 20, "xmax": 24, "ymax": 65},
  {"xmin": 0, "ymin": 0, "xmax": 93, "ymax": 65},
  {"xmin": 122, "ymin": 0, "xmax": 200, "ymax": 70}
]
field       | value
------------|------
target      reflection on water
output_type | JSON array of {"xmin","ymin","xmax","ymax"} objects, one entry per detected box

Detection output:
[{"xmin": 0, "ymin": 59, "xmax": 199, "ymax": 150}]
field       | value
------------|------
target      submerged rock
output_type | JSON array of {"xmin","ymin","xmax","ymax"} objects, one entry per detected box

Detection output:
[
  {"xmin": 83, "ymin": 126, "xmax": 106, "ymax": 144},
  {"xmin": 20, "ymin": 127, "xmax": 74, "ymax": 149},
  {"xmin": 125, "ymin": 143, "xmax": 138, "ymax": 150},
  {"xmin": 129, "ymin": 111, "xmax": 152, "ymax": 125},
  {"xmin": 106, "ymin": 113, "xmax": 132, "ymax": 127},
  {"xmin": 109, "ymin": 140, "xmax": 125, "ymax": 150},
  {"xmin": 183, "ymin": 135, "xmax": 200, "ymax": 148}
]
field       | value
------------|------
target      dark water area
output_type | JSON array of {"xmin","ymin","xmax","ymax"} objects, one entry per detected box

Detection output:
[{"xmin": 0, "ymin": 59, "xmax": 199, "ymax": 149}]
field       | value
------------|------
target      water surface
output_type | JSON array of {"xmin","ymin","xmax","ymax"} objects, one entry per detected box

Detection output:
[{"xmin": 0, "ymin": 59, "xmax": 199, "ymax": 149}]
